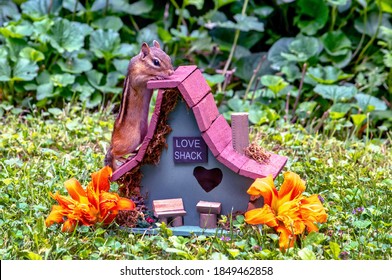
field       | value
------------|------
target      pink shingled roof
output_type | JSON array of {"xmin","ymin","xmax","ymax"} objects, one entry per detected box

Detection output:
[{"xmin": 110, "ymin": 66, "xmax": 287, "ymax": 181}]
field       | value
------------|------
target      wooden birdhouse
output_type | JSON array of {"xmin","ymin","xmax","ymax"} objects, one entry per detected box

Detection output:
[{"xmin": 112, "ymin": 66, "xmax": 287, "ymax": 232}]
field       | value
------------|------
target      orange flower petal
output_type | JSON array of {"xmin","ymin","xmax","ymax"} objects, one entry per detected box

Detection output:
[
  {"xmin": 278, "ymin": 171, "xmax": 306, "ymax": 205},
  {"xmin": 245, "ymin": 205, "xmax": 279, "ymax": 228},
  {"xmin": 45, "ymin": 205, "xmax": 67, "ymax": 227},
  {"xmin": 62, "ymin": 219, "xmax": 77, "ymax": 232},
  {"xmin": 247, "ymin": 175, "xmax": 277, "ymax": 206},
  {"xmin": 86, "ymin": 181, "xmax": 99, "ymax": 210},
  {"xmin": 276, "ymin": 225, "xmax": 296, "ymax": 250},
  {"xmin": 50, "ymin": 192, "xmax": 77, "ymax": 210},
  {"xmin": 117, "ymin": 197, "xmax": 136, "ymax": 211},
  {"xmin": 300, "ymin": 194, "xmax": 328, "ymax": 223},
  {"xmin": 99, "ymin": 192, "xmax": 118, "ymax": 209},
  {"xmin": 276, "ymin": 199, "xmax": 305, "ymax": 235},
  {"xmin": 303, "ymin": 220, "xmax": 319, "ymax": 232},
  {"xmin": 102, "ymin": 214, "xmax": 117, "ymax": 225},
  {"xmin": 91, "ymin": 166, "xmax": 112, "ymax": 193},
  {"xmin": 64, "ymin": 178, "xmax": 88, "ymax": 204}
]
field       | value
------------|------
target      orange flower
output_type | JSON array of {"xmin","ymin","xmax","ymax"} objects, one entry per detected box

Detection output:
[
  {"xmin": 46, "ymin": 166, "xmax": 135, "ymax": 232},
  {"xmin": 245, "ymin": 171, "xmax": 327, "ymax": 250}
]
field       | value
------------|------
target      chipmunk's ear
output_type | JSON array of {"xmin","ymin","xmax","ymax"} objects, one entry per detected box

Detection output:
[
  {"xmin": 141, "ymin": 42, "xmax": 150, "ymax": 58},
  {"xmin": 153, "ymin": 40, "xmax": 161, "ymax": 49}
]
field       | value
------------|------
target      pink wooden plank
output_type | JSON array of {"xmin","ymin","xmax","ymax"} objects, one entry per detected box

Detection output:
[
  {"xmin": 216, "ymin": 143, "xmax": 249, "ymax": 173},
  {"xmin": 147, "ymin": 65, "xmax": 197, "ymax": 89},
  {"xmin": 146, "ymin": 113, "xmax": 159, "ymax": 140},
  {"xmin": 192, "ymin": 93, "xmax": 219, "ymax": 132},
  {"xmin": 153, "ymin": 89, "xmax": 165, "ymax": 115},
  {"xmin": 239, "ymin": 153, "xmax": 288, "ymax": 179},
  {"xmin": 201, "ymin": 115, "xmax": 232, "ymax": 157},
  {"xmin": 178, "ymin": 69, "xmax": 211, "ymax": 108},
  {"xmin": 134, "ymin": 138, "xmax": 151, "ymax": 162},
  {"xmin": 110, "ymin": 158, "xmax": 139, "ymax": 181},
  {"xmin": 231, "ymin": 113, "xmax": 249, "ymax": 154},
  {"xmin": 145, "ymin": 89, "xmax": 164, "ymax": 140}
]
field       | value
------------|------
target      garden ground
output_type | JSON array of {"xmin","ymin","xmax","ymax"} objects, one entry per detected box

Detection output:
[{"xmin": 0, "ymin": 103, "xmax": 390, "ymax": 260}]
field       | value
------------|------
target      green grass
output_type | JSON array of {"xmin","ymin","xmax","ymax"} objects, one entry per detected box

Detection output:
[{"xmin": 0, "ymin": 105, "xmax": 391, "ymax": 260}]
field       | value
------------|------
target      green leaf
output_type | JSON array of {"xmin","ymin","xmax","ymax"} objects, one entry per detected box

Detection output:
[
  {"xmin": 213, "ymin": 0, "xmax": 237, "ymax": 9},
  {"xmin": 298, "ymin": 247, "xmax": 316, "ymax": 260},
  {"xmin": 184, "ymin": 0, "xmax": 204, "ymax": 9},
  {"xmin": 227, "ymin": 249, "xmax": 240, "ymax": 258},
  {"xmin": 165, "ymin": 248, "xmax": 190, "ymax": 258},
  {"xmin": 216, "ymin": 14, "xmax": 264, "ymax": 32},
  {"xmin": 5, "ymin": 37, "xmax": 28, "ymax": 62},
  {"xmin": 0, "ymin": 58, "xmax": 11, "ymax": 81},
  {"xmin": 51, "ymin": 73, "xmax": 75, "ymax": 87},
  {"xmin": 296, "ymin": 101, "xmax": 317, "ymax": 119},
  {"xmin": 260, "ymin": 75, "xmax": 288, "ymax": 94},
  {"xmin": 321, "ymin": 51, "xmax": 352, "ymax": 68},
  {"xmin": 92, "ymin": 16, "xmax": 123, "ymax": 31},
  {"xmin": 234, "ymin": 52, "xmax": 270, "ymax": 81},
  {"xmin": 355, "ymin": 12, "xmax": 392, "ymax": 38},
  {"xmin": 355, "ymin": 93, "xmax": 387, "ymax": 112},
  {"xmin": 21, "ymin": 0, "xmax": 62, "ymax": 20},
  {"xmin": 36, "ymin": 82, "xmax": 54, "ymax": 100},
  {"xmin": 307, "ymin": 66, "xmax": 353, "ymax": 85},
  {"xmin": 91, "ymin": 0, "xmax": 153, "ymax": 15},
  {"xmin": 58, "ymin": 58, "xmax": 92, "ymax": 74},
  {"xmin": 123, "ymin": 0, "xmax": 154, "ymax": 15},
  {"xmin": 329, "ymin": 103, "xmax": 352, "ymax": 119},
  {"xmin": 321, "ymin": 31, "xmax": 352, "ymax": 56},
  {"xmin": 48, "ymin": 108, "xmax": 63, "ymax": 116},
  {"xmin": 281, "ymin": 64, "xmax": 301, "ymax": 82},
  {"xmin": 12, "ymin": 58, "xmax": 38, "ymax": 81},
  {"xmin": 62, "ymin": 0, "xmax": 85, "ymax": 13},
  {"xmin": 254, "ymin": 6, "xmax": 274, "ymax": 18},
  {"xmin": 0, "ymin": 0, "xmax": 20, "ymax": 25},
  {"xmin": 47, "ymin": 18, "xmax": 92, "ymax": 54},
  {"xmin": 203, "ymin": 73, "xmax": 225, "ymax": 87},
  {"xmin": 314, "ymin": 85, "xmax": 357, "ymax": 102},
  {"xmin": 0, "ymin": 48, "xmax": 7, "ymax": 59},
  {"xmin": 295, "ymin": 0, "xmax": 329, "ymax": 35},
  {"xmin": 113, "ymin": 59, "xmax": 129, "ymax": 75},
  {"xmin": 327, "ymin": 0, "xmax": 348, "ymax": 5},
  {"xmin": 0, "ymin": 20, "xmax": 33, "ymax": 38},
  {"xmin": 227, "ymin": 97, "xmax": 249, "ymax": 112},
  {"xmin": 90, "ymin": 29, "xmax": 121, "ymax": 59},
  {"xmin": 268, "ymin": 38, "xmax": 294, "ymax": 70},
  {"xmin": 22, "ymin": 251, "xmax": 42, "ymax": 260},
  {"xmin": 86, "ymin": 70, "xmax": 122, "ymax": 94},
  {"xmin": 353, "ymin": 220, "xmax": 372, "ymax": 229},
  {"xmin": 303, "ymin": 232, "xmax": 327, "ymax": 247},
  {"xmin": 281, "ymin": 36, "xmax": 321, "ymax": 62},
  {"xmin": 379, "ymin": 0, "xmax": 392, "ymax": 13},
  {"xmin": 329, "ymin": 241, "xmax": 341, "ymax": 260},
  {"xmin": 210, "ymin": 252, "xmax": 228, "ymax": 260},
  {"xmin": 351, "ymin": 114, "xmax": 367, "ymax": 127},
  {"xmin": 19, "ymin": 47, "xmax": 45, "ymax": 62}
]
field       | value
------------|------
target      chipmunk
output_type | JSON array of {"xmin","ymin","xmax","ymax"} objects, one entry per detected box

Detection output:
[{"xmin": 104, "ymin": 40, "xmax": 174, "ymax": 170}]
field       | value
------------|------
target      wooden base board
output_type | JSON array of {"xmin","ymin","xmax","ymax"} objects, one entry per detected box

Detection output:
[{"xmin": 124, "ymin": 226, "xmax": 228, "ymax": 237}]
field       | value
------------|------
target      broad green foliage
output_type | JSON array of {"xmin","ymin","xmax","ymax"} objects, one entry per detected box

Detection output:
[{"xmin": 0, "ymin": 0, "xmax": 391, "ymax": 135}]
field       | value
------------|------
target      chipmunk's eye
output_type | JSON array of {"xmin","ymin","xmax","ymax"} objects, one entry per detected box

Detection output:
[{"xmin": 152, "ymin": 59, "xmax": 160, "ymax": 67}]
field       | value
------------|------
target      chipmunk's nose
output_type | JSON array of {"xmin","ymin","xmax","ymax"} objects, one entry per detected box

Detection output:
[{"xmin": 168, "ymin": 69, "xmax": 174, "ymax": 76}]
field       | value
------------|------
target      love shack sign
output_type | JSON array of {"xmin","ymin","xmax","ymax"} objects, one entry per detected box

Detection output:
[{"xmin": 173, "ymin": 137, "xmax": 208, "ymax": 163}]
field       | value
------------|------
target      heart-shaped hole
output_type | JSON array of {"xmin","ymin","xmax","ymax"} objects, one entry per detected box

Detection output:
[{"xmin": 193, "ymin": 166, "xmax": 223, "ymax": 193}]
